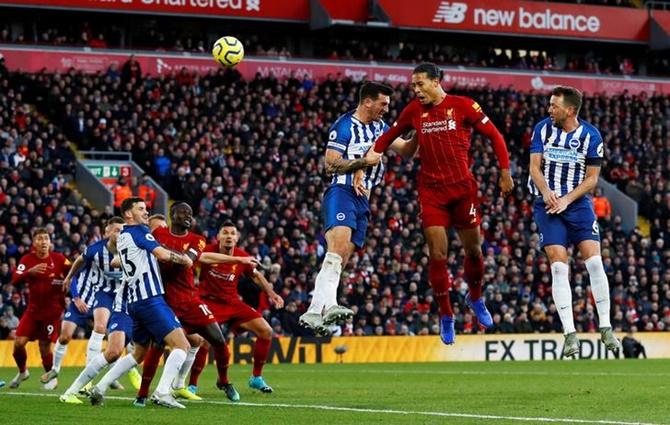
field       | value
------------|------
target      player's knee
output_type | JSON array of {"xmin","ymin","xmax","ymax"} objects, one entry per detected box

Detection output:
[
  {"xmin": 258, "ymin": 324, "xmax": 272, "ymax": 340},
  {"xmin": 14, "ymin": 338, "xmax": 26, "ymax": 349},
  {"xmin": 429, "ymin": 250, "xmax": 448, "ymax": 262},
  {"xmin": 93, "ymin": 323, "xmax": 107, "ymax": 334},
  {"xmin": 105, "ymin": 346, "xmax": 123, "ymax": 362},
  {"xmin": 464, "ymin": 247, "xmax": 482, "ymax": 259},
  {"xmin": 188, "ymin": 333, "xmax": 204, "ymax": 347},
  {"xmin": 58, "ymin": 334, "xmax": 71, "ymax": 345}
]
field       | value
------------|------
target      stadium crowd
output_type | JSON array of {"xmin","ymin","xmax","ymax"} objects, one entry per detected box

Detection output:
[
  {"xmin": 0, "ymin": 61, "xmax": 669, "ymax": 340},
  {"xmin": 1, "ymin": 17, "xmax": 667, "ymax": 77}
]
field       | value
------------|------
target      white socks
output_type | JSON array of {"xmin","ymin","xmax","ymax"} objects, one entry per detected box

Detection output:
[
  {"xmin": 173, "ymin": 347, "xmax": 199, "ymax": 390},
  {"xmin": 307, "ymin": 252, "xmax": 343, "ymax": 313},
  {"xmin": 551, "ymin": 262, "xmax": 576, "ymax": 335},
  {"xmin": 585, "ymin": 255, "xmax": 612, "ymax": 329},
  {"xmin": 156, "ymin": 348, "xmax": 186, "ymax": 395},
  {"xmin": 53, "ymin": 341, "xmax": 68, "ymax": 372},
  {"xmin": 87, "ymin": 331, "xmax": 105, "ymax": 365},
  {"xmin": 95, "ymin": 354, "xmax": 137, "ymax": 395},
  {"xmin": 64, "ymin": 352, "xmax": 109, "ymax": 396}
]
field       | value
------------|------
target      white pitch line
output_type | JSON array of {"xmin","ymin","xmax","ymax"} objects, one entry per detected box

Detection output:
[
  {"xmin": 0, "ymin": 391, "xmax": 664, "ymax": 425},
  {"xmin": 269, "ymin": 368, "xmax": 670, "ymax": 378}
]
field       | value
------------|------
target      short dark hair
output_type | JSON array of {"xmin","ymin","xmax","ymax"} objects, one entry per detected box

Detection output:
[
  {"xmin": 221, "ymin": 220, "xmax": 235, "ymax": 229},
  {"xmin": 32, "ymin": 227, "xmax": 48, "ymax": 237},
  {"xmin": 551, "ymin": 86, "xmax": 583, "ymax": 115},
  {"xmin": 170, "ymin": 201, "xmax": 191, "ymax": 215},
  {"xmin": 358, "ymin": 82, "xmax": 393, "ymax": 104},
  {"xmin": 106, "ymin": 216, "xmax": 125, "ymax": 227},
  {"xmin": 412, "ymin": 62, "xmax": 442, "ymax": 80},
  {"xmin": 120, "ymin": 197, "xmax": 145, "ymax": 216}
]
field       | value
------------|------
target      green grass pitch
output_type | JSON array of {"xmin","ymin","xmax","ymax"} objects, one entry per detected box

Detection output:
[{"xmin": 0, "ymin": 360, "xmax": 668, "ymax": 425}]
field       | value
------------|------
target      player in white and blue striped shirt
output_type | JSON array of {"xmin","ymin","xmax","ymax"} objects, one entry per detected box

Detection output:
[
  {"xmin": 86, "ymin": 197, "xmax": 194, "ymax": 408},
  {"xmin": 299, "ymin": 82, "xmax": 418, "ymax": 334},
  {"xmin": 43, "ymin": 217, "xmax": 127, "ymax": 389},
  {"xmin": 529, "ymin": 86, "xmax": 620, "ymax": 358}
]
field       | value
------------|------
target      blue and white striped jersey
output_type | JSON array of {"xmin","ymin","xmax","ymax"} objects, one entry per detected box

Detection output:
[
  {"xmin": 116, "ymin": 224, "xmax": 164, "ymax": 305},
  {"xmin": 528, "ymin": 118, "xmax": 604, "ymax": 198},
  {"xmin": 327, "ymin": 111, "xmax": 390, "ymax": 190},
  {"xmin": 71, "ymin": 239, "xmax": 122, "ymax": 306}
]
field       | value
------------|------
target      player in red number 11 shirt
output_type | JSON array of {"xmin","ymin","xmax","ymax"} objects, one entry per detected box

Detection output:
[
  {"xmin": 366, "ymin": 62, "xmax": 514, "ymax": 345},
  {"xmin": 10, "ymin": 227, "xmax": 71, "ymax": 389}
]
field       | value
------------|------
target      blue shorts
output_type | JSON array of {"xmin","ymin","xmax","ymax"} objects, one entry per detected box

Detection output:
[
  {"xmin": 128, "ymin": 296, "xmax": 181, "ymax": 345},
  {"xmin": 322, "ymin": 184, "xmax": 370, "ymax": 248},
  {"xmin": 533, "ymin": 196, "xmax": 600, "ymax": 248},
  {"xmin": 107, "ymin": 310, "xmax": 134, "ymax": 344},
  {"xmin": 63, "ymin": 303, "xmax": 93, "ymax": 327},
  {"xmin": 92, "ymin": 291, "xmax": 114, "ymax": 312}
]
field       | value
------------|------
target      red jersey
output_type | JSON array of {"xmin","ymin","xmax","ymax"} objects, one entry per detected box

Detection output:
[
  {"xmin": 12, "ymin": 251, "xmax": 70, "ymax": 319},
  {"xmin": 152, "ymin": 226, "xmax": 206, "ymax": 308},
  {"xmin": 199, "ymin": 244, "xmax": 254, "ymax": 303},
  {"xmin": 373, "ymin": 96, "xmax": 510, "ymax": 187}
]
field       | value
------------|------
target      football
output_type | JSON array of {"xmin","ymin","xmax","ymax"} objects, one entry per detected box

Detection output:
[{"xmin": 212, "ymin": 36, "xmax": 244, "ymax": 67}]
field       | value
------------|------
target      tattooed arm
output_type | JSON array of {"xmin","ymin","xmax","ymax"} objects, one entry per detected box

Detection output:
[{"xmin": 325, "ymin": 149, "xmax": 378, "ymax": 175}]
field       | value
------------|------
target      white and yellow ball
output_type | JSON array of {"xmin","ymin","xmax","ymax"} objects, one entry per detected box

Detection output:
[{"xmin": 212, "ymin": 36, "xmax": 244, "ymax": 67}]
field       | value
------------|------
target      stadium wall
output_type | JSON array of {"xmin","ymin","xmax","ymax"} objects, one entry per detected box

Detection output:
[
  {"xmin": 1, "ymin": 333, "xmax": 667, "ymax": 367},
  {"xmin": 2, "ymin": 46, "xmax": 670, "ymax": 95}
]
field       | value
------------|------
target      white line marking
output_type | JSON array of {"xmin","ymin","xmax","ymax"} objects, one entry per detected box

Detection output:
[
  {"xmin": 0, "ymin": 391, "xmax": 664, "ymax": 425},
  {"xmin": 269, "ymin": 368, "xmax": 670, "ymax": 378}
]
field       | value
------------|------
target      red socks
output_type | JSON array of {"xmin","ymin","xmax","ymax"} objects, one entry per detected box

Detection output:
[
  {"xmin": 464, "ymin": 255, "xmax": 484, "ymax": 301},
  {"xmin": 189, "ymin": 344, "xmax": 209, "ymax": 387},
  {"xmin": 138, "ymin": 345, "xmax": 162, "ymax": 398},
  {"xmin": 252, "ymin": 337, "xmax": 271, "ymax": 377},
  {"xmin": 213, "ymin": 343, "xmax": 230, "ymax": 385},
  {"xmin": 13, "ymin": 346, "xmax": 27, "ymax": 373},
  {"xmin": 429, "ymin": 258, "xmax": 453, "ymax": 317}
]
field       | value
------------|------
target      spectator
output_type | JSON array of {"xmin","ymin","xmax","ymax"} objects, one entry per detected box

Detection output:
[
  {"xmin": 111, "ymin": 176, "xmax": 132, "ymax": 214},
  {"xmin": 593, "ymin": 187, "xmax": 612, "ymax": 222}
]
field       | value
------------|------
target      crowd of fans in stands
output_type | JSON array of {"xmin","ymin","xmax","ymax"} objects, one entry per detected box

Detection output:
[
  {"xmin": 0, "ymin": 56, "xmax": 669, "ymax": 340},
  {"xmin": 2, "ymin": 11, "xmax": 668, "ymax": 78}
]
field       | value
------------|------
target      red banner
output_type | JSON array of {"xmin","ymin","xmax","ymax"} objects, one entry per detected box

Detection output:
[
  {"xmin": 377, "ymin": 0, "xmax": 649, "ymax": 42},
  {"xmin": 0, "ymin": 0, "xmax": 310, "ymax": 22},
  {"xmin": 3, "ymin": 47, "xmax": 670, "ymax": 96}
]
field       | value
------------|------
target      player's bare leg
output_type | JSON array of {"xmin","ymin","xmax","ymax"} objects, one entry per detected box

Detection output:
[
  {"xmin": 424, "ymin": 226, "xmax": 456, "ymax": 344},
  {"xmin": 545, "ymin": 244, "xmax": 580, "ymax": 358},
  {"xmin": 457, "ymin": 227, "xmax": 493, "ymax": 328},
  {"xmin": 36, "ymin": 339, "xmax": 57, "ymax": 389},
  {"xmin": 578, "ymin": 240, "xmax": 621, "ymax": 353},
  {"xmin": 10, "ymin": 336, "xmax": 30, "ymax": 389},
  {"xmin": 301, "ymin": 226, "xmax": 354, "ymax": 334},
  {"xmin": 41, "ymin": 321, "xmax": 76, "ymax": 386},
  {"xmin": 240, "ymin": 318, "xmax": 274, "ymax": 393},
  {"xmin": 62, "ymin": 330, "xmax": 127, "ymax": 403},
  {"xmin": 88, "ymin": 338, "xmax": 149, "ymax": 406}
]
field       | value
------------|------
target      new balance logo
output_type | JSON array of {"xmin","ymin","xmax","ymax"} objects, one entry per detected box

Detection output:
[{"xmin": 432, "ymin": 2, "xmax": 468, "ymax": 24}]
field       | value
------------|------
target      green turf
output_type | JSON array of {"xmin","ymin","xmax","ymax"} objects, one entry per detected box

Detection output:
[{"xmin": 0, "ymin": 360, "xmax": 667, "ymax": 425}]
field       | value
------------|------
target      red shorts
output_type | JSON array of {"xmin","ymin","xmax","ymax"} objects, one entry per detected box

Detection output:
[
  {"xmin": 172, "ymin": 298, "xmax": 218, "ymax": 335},
  {"xmin": 205, "ymin": 298, "xmax": 262, "ymax": 333},
  {"xmin": 418, "ymin": 178, "xmax": 481, "ymax": 229},
  {"xmin": 15, "ymin": 310, "xmax": 61, "ymax": 342}
]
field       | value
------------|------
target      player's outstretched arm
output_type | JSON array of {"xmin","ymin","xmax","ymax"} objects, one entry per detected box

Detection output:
[
  {"xmin": 62, "ymin": 255, "xmax": 86, "ymax": 292},
  {"xmin": 529, "ymin": 153, "xmax": 558, "ymax": 209},
  {"xmin": 473, "ymin": 117, "xmax": 514, "ymax": 195},
  {"xmin": 198, "ymin": 252, "xmax": 260, "ymax": 267},
  {"xmin": 548, "ymin": 165, "xmax": 600, "ymax": 215},
  {"xmin": 388, "ymin": 132, "xmax": 419, "ymax": 159},
  {"xmin": 152, "ymin": 246, "xmax": 193, "ymax": 268},
  {"xmin": 252, "ymin": 270, "xmax": 284, "ymax": 309}
]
